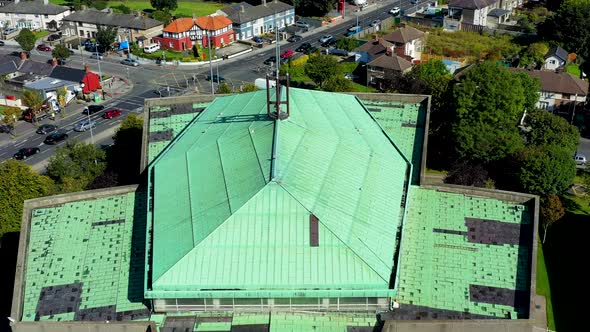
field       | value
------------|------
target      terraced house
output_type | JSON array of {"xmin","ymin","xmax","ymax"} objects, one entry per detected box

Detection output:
[
  {"xmin": 0, "ymin": 0, "xmax": 70, "ymax": 31},
  {"xmin": 10, "ymin": 82, "xmax": 544, "ymax": 331},
  {"xmin": 218, "ymin": 0, "xmax": 294, "ymax": 40}
]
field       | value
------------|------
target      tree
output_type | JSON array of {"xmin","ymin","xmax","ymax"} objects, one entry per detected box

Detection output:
[
  {"xmin": 540, "ymin": 194, "xmax": 565, "ymax": 243},
  {"xmin": 151, "ymin": 10, "xmax": 172, "ymax": 25},
  {"xmin": 108, "ymin": 114, "xmax": 143, "ymax": 184},
  {"xmin": 21, "ymin": 89, "xmax": 44, "ymax": 111},
  {"xmin": 15, "ymin": 28, "xmax": 35, "ymax": 52},
  {"xmin": 538, "ymin": 0, "xmax": 590, "ymax": 68},
  {"xmin": 1, "ymin": 106, "xmax": 21, "ymax": 126},
  {"xmin": 323, "ymin": 76, "xmax": 354, "ymax": 92},
  {"xmin": 525, "ymin": 110, "xmax": 580, "ymax": 153},
  {"xmin": 444, "ymin": 161, "xmax": 489, "ymax": 187},
  {"xmin": 52, "ymin": 44, "xmax": 71, "ymax": 61},
  {"xmin": 289, "ymin": 0, "xmax": 337, "ymax": 17},
  {"xmin": 46, "ymin": 141, "xmax": 107, "ymax": 192},
  {"xmin": 335, "ymin": 37, "xmax": 357, "ymax": 52},
  {"xmin": 240, "ymin": 83, "xmax": 259, "ymax": 92},
  {"xmin": 115, "ymin": 4, "xmax": 132, "ymax": 14},
  {"xmin": 0, "ymin": 160, "xmax": 54, "ymax": 236},
  {"xmin": 216, "ymin": 82, "xmax": 232, "ymax": 94},
  {"xmin": 192, "ymin": 44, "xmax": 199, "ymax": 58},
  {"xmin": 519, "ymin": 42, "xmax": 549, "ymax": 68},
  {"xmin": 515, "ymin": 145, "xmax": 576, "ymax": 195},
  {"xmin": 304, "ymin": 54, "xmax": 339, "ymax": 88},
  {"xmin": 96, "ymin": 25, "xmax": 118, "ymax": 53},
  {"xmin": 451, "ymin": 61, "xmax": 539, "ymax": 162},
  {"xmin": 150, "ymin": 0, "xmax": 177, "ymax": 11}
]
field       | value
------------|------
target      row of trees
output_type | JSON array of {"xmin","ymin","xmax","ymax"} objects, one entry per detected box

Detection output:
[{"xmin": 0, "ymin": 115, "xmax": 144, "ymax": 237}]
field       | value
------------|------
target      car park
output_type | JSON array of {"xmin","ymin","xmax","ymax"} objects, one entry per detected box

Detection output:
[
  {"xmin": 44, "ymin": 132, "xmax": 68, "ymax": 145},
  {"xmin": 36, "ymin": 44, "xmax": 51, "ymax": 52},
  {"xmin": 287, "ymin": 35, "xmax": 302, "ymax": 42},
  {"xmin": 263, "ymin": 56, "xmax": 277, "ymax": 65},
  {"xmin": 280, "ymin": 49, "xmax": 294, "ymax": 58},
  {"xmin": 295, "ymin": 20, "xmax": 310, "ymax": 29},
  {"xmin": 319, "ymin": 35, "xmax": 334, "ymax": 43},
  {"xmin": 74, "ymin": 120, "xmax": 97, "ymax": 132},
  {"xmin": 102, "ymin": 108, "xmax": 123, "ymax": 119},
  {"xmin": 252, "ymin": 36, "xmax": 264, "ymax": 43},
  {"xmin": 206, "ymin": 74, "xmax": 225, "ymax": 82},
  {"xmin": 389, "ymin": 7, "xmax": 401, "ymax": 15},
  {"xmin": 36, "ymin": 124, "xmax": 58, "ymax": 134},
  {"xmin": 121, "ymin": 58, "xmax": 139, "ymax": 66},
  {"xmin": 13, "ymin": 147, "xmax": 40, "ymax": 160},
  {"xmin": 83, "ymin": 105, "xmax": 105, "ymax": 115}
]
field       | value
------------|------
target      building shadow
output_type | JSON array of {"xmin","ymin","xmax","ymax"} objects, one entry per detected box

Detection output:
[{"xmin": 0, "ymin": 232, "xmax": 19, "ymax": 332}]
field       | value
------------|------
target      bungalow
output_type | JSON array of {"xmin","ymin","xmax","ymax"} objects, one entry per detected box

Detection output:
[
  {"xmin": 217, "ymin": 0, "xmax": 294, "ymax": 40},
  {"xmin": 153, "ymin": 15, "xmax": 234, "ymax": 51},
  {"xmin": 0, "ymin": 0, "xmax": 70, "ymax": 31},
  {"xmin": 61, "ymin": 9, "xmax": 163, "ymax": 47},
  {"xmin": 543, "ymin": 46, "xmax": 569, "ymax": 71},
  {"xmin": 510, "ymin": 69, "xmax": 588, "ymax": 111},
  {"xmin": 24, "ymin": 65, "xmax": 100, "ymax": 102},
  {"xmin": 381, "ymin": 25, "xmax": 425, "ymax": 62},
  {"xmin": 367, "ymin": 53, "xmax": 413, "ymax": 89}
]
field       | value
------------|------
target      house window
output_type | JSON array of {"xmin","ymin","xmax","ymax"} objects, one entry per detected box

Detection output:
[
  {"xmin": 78, "ymin": 22, "xmax": 82, "ymax": 26},
  {"xmin": 563, "ymin": 93, "xmax": 571, "ymax": 99},
  {"xmin": 539, "ymin": 101, "xmax": 549, "ymax": 110},
  {"xmin": 79, "ymin": 29, "xmax": 84, "ymax": 36},
  {"xmin": 44, "ymin": 15, "xmax": 48, "ymax": 19},
  {"xmin": 549, "ymin": 60, "xmax": 556, "ymax": 65}
]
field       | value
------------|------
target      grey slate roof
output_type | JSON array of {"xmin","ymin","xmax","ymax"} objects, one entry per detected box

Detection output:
[
  {"xmin": 0, "ymin": 60, "xmax": 18, "ymax": 75},
  {"xmin": 62, "ymin": 9, "xmax": 163, "ymax": 30},
  {"xmin": 448, "ymin": 0, "xmax": 497, "ymax": 10},
  {"xmin": 220, "ymin": 1, "xmax": 292, "ymax": 24},
  {"xmin": 18, "ymin": 60, "xmax": 53, "ymax": 76},
  {"xmin": 487, "ymin": 8, "xmax": 511, "ymax": 17},
  {"xmin": 0, "ymin": 0, "xmax": 69, "ymax": 15},
  {"xmin": 546, "ymin": 46, "xmax": 569, "ymax": 62},
  {"xmin": 368, "ymin": 54, "xmax": 413, "ymax": 72},
  {"xmin": 49, "ymin": 67, "xmax": 86, "ymax": 82},
  {"xmin": 509, "ymin": 69, "xmax": 588, "ymax": 96},
  {"xmin": 383, "ymin": 26, "xmax": 425, "ymax": 44}
]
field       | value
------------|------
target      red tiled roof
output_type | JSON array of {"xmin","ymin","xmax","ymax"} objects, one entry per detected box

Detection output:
[
  {"xmin": 163, "ymin": 18, "xmax": 195, "ymax": 33},
  {"xmin": 195, "ymin": 15, "xmax": 232, "ymax": 31}
]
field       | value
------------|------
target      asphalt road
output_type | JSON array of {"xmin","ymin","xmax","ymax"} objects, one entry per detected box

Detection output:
[{"xmin": 0, "ymin": 0, "xmax": 423, "ymax": 171}]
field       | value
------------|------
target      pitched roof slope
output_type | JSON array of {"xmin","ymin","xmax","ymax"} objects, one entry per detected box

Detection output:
[
  {"xmin": 220, "ymin": 1, "xmax": 292, "ymax": 24},
  {"xmin": 149, "ymin": 88, "xmax": 410, "ymax": 294},
  {"xmin": 383, "ymin": 26, "xmax": 425, "ymax": 44},
  {"xmin": 448, "ymin": 0, "xmax": 497, "ymax": 9},
  {"xmin": 0, "ymin": 0, "xmax": 69, "ymax": 15},
  {"xmin": 368, "ymin": 54, "xmax": 413, "ymax": 71},
  {"xmin": 510, "ymin": 69, "xmax": 588, "ymax": 96},
  {"xmin": 163, "ymin": 17, "xmax": 195, "ymax": 33},
  {"xmin": 49, "ymin": 67, "xmax": 86, "ymax": 82},
  {"xmin": 196, "ymin": 15, "xmax": 233, "ymax": 30},
  {"xmin": 545, "ymin": 46, "xmax": 568, "ymax": 62},
  {"xmin": 63, "ymin": 9, "xmax": 163, "ymax": 30}
]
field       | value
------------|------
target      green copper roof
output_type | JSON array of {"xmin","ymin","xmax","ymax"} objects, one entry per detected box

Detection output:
[{"xmin": 149, "ymin": 88, "xmax": 410, "ymax": 296}]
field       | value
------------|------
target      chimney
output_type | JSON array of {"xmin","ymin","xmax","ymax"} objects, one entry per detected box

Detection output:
[
  {"xmin": 20, "ymin": 51, "xmax": 27, "ymax": 61},
  {"xmin": 14, "ymin": 0, "xmax": 19, "ymax": 4},
  {"xmin": 263, "ymin": 0, "xmax": 267, "ymax": 6},
  {"xmin": 192, "ymin": 12, "xmax": 196, "ymax": 20},
  {"xmin": 52, "ymin": 58, "xmax": 58, "ymax": 67},
  {"xmin": 85, "ymin": 64, "xmax": 91, "ymax": 73},
  {"xmin": 241, "ymin": 5, "xmax": 245, "ymax": 13},
  {"xmin": 43, "ymin": 0, "xmax": 48, "ymax": 5}
]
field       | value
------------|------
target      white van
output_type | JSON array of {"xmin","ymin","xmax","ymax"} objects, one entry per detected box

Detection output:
[{"xmin": 144, "ymin": 43, "xmax": 160, "ymax": 54}]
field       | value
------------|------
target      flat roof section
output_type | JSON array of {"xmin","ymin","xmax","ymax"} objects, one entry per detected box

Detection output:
[
  {"xmin": 395, "ymin": 186, "xmax": 534, "ymax": 319},
  {"xmin": 19, "ymin": 190, "xmax": 149, "ymax": 322}
]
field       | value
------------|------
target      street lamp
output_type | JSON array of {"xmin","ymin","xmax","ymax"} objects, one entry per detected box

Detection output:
[
  {"xmin": 94, "ymin": 44, "xmax": 102, "ymax": 83},
  {"xmin": 12, "ymin": 114, "xmax": 16, "ymax": 136}
]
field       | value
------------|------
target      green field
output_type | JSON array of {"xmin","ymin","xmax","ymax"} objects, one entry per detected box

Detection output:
[
  {"xmin": 565, "ymin": 63, "xmax": 582, "ymax": 78},
  {"xmin": 536, "ymin": 243, "xmax": 555, "ymax": 330},
  {"xmin": 49, "ymin": 0, "xmax": 228, "ymax": 17}
]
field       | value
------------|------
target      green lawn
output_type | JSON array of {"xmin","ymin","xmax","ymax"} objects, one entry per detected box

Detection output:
[
  {"xmin": 536, "ymin": 242, "xmax": 555, "ymax": 331},
  {"xmin": 49, "ymin": 0, "xmax": 227, "ymax": 17},
  {"xmin": 565, "ymin": 63, "xmax": 582, "ymax": 78},
  {"xmin": 33, "ymin": 30, "xmax": 49, "ymax": 40}
]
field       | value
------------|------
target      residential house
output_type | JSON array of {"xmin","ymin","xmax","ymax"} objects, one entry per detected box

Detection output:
[
  {"xmin": 0, "ymin": 53, "xmax": 21, "ymax": 78},
  {"xmin": 153, "ymin": 15, "xmax": 234, "ymax": 51},
  {"xmin": 367, "ymin": 53, "xmax": 413, "ymax": 89},
  {"xmin": 218, "ymin": 0, "xmax": 294, "ymax": 40},
  {"xmin": 62, "ymin": 9, "xmax": 164, "ymax": 47},
  {"xmin": 448, "ymin": 0, "xmax": 498, "ymax": 27},
  {"xmin": 510, "ymin": 69, "xmax": 588, "ymax": 111},
  {"xmin": 24, "ymin": 65, "xmax": 100, "ymax": 101},
  {"xmin": 382, "ymin": 25, "xmax": 425, "ymax": 62},
  {"xmin": 0, "ymin": 0, "xmax": 70, "ymax": 31},
  {"xmin": 543, "ymin": 46, "xmax": 568, "ymax": 71},
  {"xmin": 486, "ymin": 8, "xmax": 511, "ymax": 28},
  {"xmin": 355, "ymin": 37, "xmax": 391, "ymax": 63}
]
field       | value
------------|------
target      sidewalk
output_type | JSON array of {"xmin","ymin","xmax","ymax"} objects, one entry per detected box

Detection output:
[{"xmin": 0, "ymin": 76, "xmax": 132, "ymax": 148}]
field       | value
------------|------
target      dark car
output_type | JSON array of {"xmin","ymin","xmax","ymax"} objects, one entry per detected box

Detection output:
[
  {"xmin": 287, "ymin": 35, "xmax": 302, "ymax": 43},
  {"xmin": 296, "ymin": 42, "xmax": 312, "ymax": 53},
  {"xmin": 47, "ymin": 34, "xmax": 61, "ymax": 41},
  {"xmin": 13, "ymin": 147, "xmax": 40, "ymax": 160},
  {"xmin": 83, "ymin": 105, "xmax": 105, "ymax": 115},
  {"xmin": 205, "ymin": 74, "xmax": 225, "ymax": 82},
  {"xmin": 252, "ymin": 36, "xmax": 264, "ymax": 43},
  {"xmin": 263, "ymin": 56, "xmax": 277, "ymax": 65},
  {"xmin": 102, "ymin": 108, "xmax": 123, "ymax": 119},
  {"xmin": 0, "ymin": 124, "xmax": 13, "ymax": 133},
  {"xmin": 36, "ymin": 124, "xmax": 58, "ymax": 134},
  {"xmin": 44, "ymin": 132, "xmax": 68, "ymax": 145},
  {"xmin": 321, "ymin": 39, "xmax": 337, "ymax": 48},
  {"xmin": 0, "ymin": 41, "xmax": 4, "ymax": 46},
  {"xmin": 304, "ymin": 46, "xmax": 319, "ymax": 55}
]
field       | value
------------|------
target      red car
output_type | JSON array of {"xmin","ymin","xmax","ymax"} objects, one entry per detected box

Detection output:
[
  {"xmin": 36, "ymin": 44, "xmax": 51, "ymax": 51},
  {"xmin": 102, "ymin": 108, "xmax": 123, "ymax": 119},
  {"xmin": 280, "ymin": 49, "xmax": 294, "ymax": 58}
]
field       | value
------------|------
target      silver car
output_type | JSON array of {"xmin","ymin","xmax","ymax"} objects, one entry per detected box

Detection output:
[
  {"xmin": 90, "ymin": 53, "xmax": 104, "ymax": 60},
  {"xmin": 319, "ymin": 35, "xmax": 334, "ymax": 43},
  {"xmin": 74, "ymin": 120, "xmax": 96, "ymax": 132},
  {"xmin": 121, "ymin": 58, "xmax": 139, "ymax": 67}
]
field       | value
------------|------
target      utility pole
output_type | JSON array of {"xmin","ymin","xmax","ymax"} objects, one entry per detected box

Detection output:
[
  {"xmin": 95, "ymin": 44, "xmax": 102, "ymax": 82},
  {"xmin": 207, "ymin": 31, "xmax": 214, "ymax": 95}
]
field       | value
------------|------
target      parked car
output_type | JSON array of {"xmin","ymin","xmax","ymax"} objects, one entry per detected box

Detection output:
[
  {"xmin": 295, "ymin": 20, "xmax": 310, "ymax": 29},
  {"xmin": 252, "ymin": 36, "xmax": 264, "ymax": 43},
  {"xmin": 296, "ymin": 42, "xmax": 312, "ymax": 53},
  {"xmin": 44, "ymin": 132, "xmax": 68, "ymax": 145},
  {"xmin": 82, "ymin": 105, "xmax": 105, "ymax": 115},
  {"xmin": 206, "ymin": 74, "xmax": 225, "ymax": 82},
  {"xmin": 120, "ymin": 58, "xmax": 139, "ymax": 67},
  {"xmin": 304, "ymin": 46, "xmax": 319, "ymax": 55},
  {"xmin": 3, "ymin": 27, "xmax": 17, "ymax": 35},
  {"xmin": 263, "ymin": 56, "xmax": 277, "ymax": 65},
  {"xmin": 280, "ymin": 49, "xmax": 294, "ymax": 58},
  {"xmin": 36, "ymin": 124, "xmax": 58, "ymax": 134},
  {"xmin": 0, "ymin": 41, "xmax": 4, "ymax": 46},
  {"xmin": 102, "ymin": 108, "xmax": 123, "ymax": 119},
  {"xmin": 74, "ymin": 120, "xmax": 97, "ymax": 132},
  {"xmin": 575, "ymin": 154, "xmax": 587, "ymax": 165},
  {"xmin": 90, "ymin": 53, "xmax": 104, "ymax": 60},
  {"xmin": 47, "ymin": 34, "xmax": 61, "ymax": 41},
  {"xmin": 319, "ymin": 35, "xmax": 334, "ymax": 43},
  {"xmin": 410, "ymin": 0, "xmax": 419, "ymax": 4},
  {"xmin": 13, "ymin": 147, "xmax": 40, "ymax": 160},
  {"xmin": 321, "ymin": 38, "xmax": 337, "ymax": 48},
  {"xmin": 287, "ymin": 35, "xmax": 303, "ymax": 42},
  {"xmin": 0, "ymin": 124, "xmax": 13, "ymax": 133},
  {"xmin": 370, "ymin": 20, "xmax": 381, "ymax": 27},
  {"xmin": 36, "ymin": 44, "xmax": 51, "ymax": 52},
  {"xmin": 345, "ymin": 26, "xmax": 361, "ymax": 37},
  {"xmin": 389, "ymin": 7, "xmax": 401, "ymax": 16}
]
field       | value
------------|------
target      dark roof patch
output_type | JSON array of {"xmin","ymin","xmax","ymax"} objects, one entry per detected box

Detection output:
[
  {"xmin": 49, "ymin": 67, "xmax": 86, "ymax": 82},
  {"xmin": 220, "ymin": 1, "xmax": 293, "ymax": 24},
  {"xmin": 0, "ymin": 0, "xmax": 69, "ymax": 15},
  {"xmin": 545, "ymin": 46, "xmax": 569, "ymax": 62},
  {"xmin": 63, "ymin": 9, "xmax": 163, "ymax": 30},
  {"xmin": 448, "ymin": 0, "xmax": 498, "ymax": 9}
]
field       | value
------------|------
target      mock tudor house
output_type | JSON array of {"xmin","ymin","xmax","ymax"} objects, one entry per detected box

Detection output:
[
  {"xmin": 0, "ymin": 0, "xmax": 70, "ymax": 30},
  {"xmin": 510, "ymin": 69, "xmax": 588, "ymax": 111},
  {"xmin": 153, "ymin": 15, "xmax": 234, "ymax": 51},
  {"xmin": 543, "ymin": 46, "xmax": 569, "ymax": 71},
  {"xmin": 218, "ymin": 0, "xmax": 294, "ymax": 40},
  {"xmin": 62, "ymin": 8, "xmax": 163, "ymax": 46}
]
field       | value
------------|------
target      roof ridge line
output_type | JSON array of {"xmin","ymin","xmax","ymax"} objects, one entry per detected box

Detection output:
[{"xmin": 275, "ymin": 182, "xmax": 390, "ymax": 284}]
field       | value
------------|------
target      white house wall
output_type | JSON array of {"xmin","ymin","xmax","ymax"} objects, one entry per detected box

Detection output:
[
  {"xmin": 0, "ymin": 10, "xmax": 71, "ymax": 30},
  {"xmin": 543, "ymin": 56, "xmax": 564, "ymax": 70}
]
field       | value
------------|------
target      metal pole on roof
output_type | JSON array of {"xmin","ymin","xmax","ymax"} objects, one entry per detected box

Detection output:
[{"xmin": 208, "ymin": 31, "xmax": 214, "ymax": 95}]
